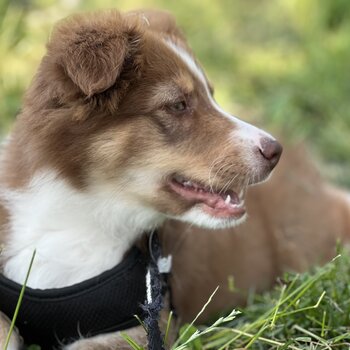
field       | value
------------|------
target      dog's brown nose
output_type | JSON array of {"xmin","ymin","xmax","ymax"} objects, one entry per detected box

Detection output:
[{"xmin": 259, "ymin": 137, "xmax": 283, "ymax": 169}]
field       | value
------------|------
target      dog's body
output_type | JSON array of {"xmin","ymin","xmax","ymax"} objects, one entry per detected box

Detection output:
[{"xmin": 0, "ymin": 9, "xmax": 283, "ymax": 349}]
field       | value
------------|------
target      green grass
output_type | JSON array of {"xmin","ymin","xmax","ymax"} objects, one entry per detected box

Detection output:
[{"xmin": 175, "ymin": 247, "xmax": 350, "ymax": 349}]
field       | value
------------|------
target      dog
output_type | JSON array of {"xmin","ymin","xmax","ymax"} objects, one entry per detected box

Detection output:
[{"xmin": 0, "ymin": 9, "xmax": 282, "ymax": 350}]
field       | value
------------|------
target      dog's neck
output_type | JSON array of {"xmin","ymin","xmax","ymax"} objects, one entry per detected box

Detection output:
[{"xmin": 1, "ymin": 171, "xmax": 164, "ymax": 288}]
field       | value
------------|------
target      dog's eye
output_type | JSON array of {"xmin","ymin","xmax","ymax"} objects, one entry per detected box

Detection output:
[{"xmin": 169, "ymin": 101, "xmax": 187, "ymax": 113}]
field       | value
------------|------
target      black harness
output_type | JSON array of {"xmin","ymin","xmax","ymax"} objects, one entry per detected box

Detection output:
[{"xmin": 0, "ymin": 237, "xmax": 169, "ymax": 350}]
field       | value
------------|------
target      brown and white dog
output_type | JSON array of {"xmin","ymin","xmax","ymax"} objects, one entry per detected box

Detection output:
[
  {"xmin": 0, "ymin": 9, "xmax": 282, "ymax": 349},
  {"xmin": 1, "ymin": 8, "xmax": 349, "ymax": 350}
]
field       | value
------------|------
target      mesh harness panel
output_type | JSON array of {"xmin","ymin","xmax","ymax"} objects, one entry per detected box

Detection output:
[{"xmin": 0, "ymin": 247, "xmax": 147, "ymax": 350}]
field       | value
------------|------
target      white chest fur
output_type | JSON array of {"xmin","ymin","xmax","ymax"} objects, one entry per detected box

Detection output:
[{"xmin": 1, "ymin": 171, "xmax": 163, "ymax": 288}]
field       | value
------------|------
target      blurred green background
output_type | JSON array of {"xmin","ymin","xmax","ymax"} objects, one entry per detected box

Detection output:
[{"xmin": 1, "ymin": 0, "xmax": 349, "ymax": 186}]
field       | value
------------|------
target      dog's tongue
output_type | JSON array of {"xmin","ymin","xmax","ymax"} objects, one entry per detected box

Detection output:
[{"xmin": 169, "ymin": 179, "xmax": 246, "ymax": 218}]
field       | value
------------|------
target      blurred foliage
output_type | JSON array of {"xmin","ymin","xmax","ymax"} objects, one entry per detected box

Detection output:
[{"xmin": 0, "ymin": 0, "xmax": 349, "ymax": 185}]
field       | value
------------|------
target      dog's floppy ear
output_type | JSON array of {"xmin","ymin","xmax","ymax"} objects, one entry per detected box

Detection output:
[{"xmin": 48, "ymin": 11, "xmax": 144, "ymax": 98}]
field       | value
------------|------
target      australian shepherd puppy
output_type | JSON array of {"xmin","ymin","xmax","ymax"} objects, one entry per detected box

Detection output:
[{"xmin": 0, "ymin": 9, "xmax": 282, "ymax": 349}]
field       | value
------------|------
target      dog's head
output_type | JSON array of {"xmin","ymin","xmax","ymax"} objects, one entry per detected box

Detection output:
[{"xmin": 14, "ymin": 10, "xmax": 282, "ymax": 230}]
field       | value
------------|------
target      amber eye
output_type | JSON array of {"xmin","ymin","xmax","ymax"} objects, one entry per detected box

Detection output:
[{"xmin": 169, "ymin": 100, "xmax": 188, "ymax": 113}]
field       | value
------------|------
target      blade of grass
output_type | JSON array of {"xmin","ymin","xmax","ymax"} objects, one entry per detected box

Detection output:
[
  {"xmin": 174, "ymin": 309, "xmax": 239, "ymax": 350},
  {"xmin": 4, "ymin": 249, "xmax": 36, "ymax": 350},
  {"xmin": 164, "ymin": 310, "xmax": 173, "ymax": 347},
  {"xmin": 270, "ymin": 284, "xmax": 286, "ymax": 328},
  {"xmin": 134, "ymin": 314, "xmax": 147, "ymax": 333},
  {"xmin": 226, "ymin": 328, "xmax": 304, "ymax": 350},
  {"xmin": 172, "ymin": 286, "xmax": 219, "ymax": 349},
  {"xmin": 120, "ymin": 332, "xmax": 144, "ymax": 350},
  {"xmin": 292, "ymin": 324, "xmax": 331, "ymax": 350},
  {"xmin": 277, "ymin": 291, "xmax": 326, "ymax": 318},
  {"xmin": 245, "ymin": 323, "xmax": 269, "ymax": 348}
]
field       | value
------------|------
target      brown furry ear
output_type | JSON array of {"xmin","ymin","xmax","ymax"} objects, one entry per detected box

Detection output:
[{"xmin": 48, "ymin": 11, "xmax": 144, "ymax": 98}]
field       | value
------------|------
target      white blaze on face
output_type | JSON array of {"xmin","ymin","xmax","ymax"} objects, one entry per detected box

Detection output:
[
  {"xmin": 166, "ymin": 41, "xmax": 208, "ymax": 87},
  {"xmin": 165, "ymin": 40, "xmax": 275, "ymax": 157}
]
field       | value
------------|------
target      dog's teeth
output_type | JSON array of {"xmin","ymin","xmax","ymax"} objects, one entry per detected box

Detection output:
[
  {"xmin": 225, "ymin": 195, "xmax": 231, "ymax": 204},
  {"xmin": 183, "ymin": 181, "xmax": 193, "ymax": 187}
]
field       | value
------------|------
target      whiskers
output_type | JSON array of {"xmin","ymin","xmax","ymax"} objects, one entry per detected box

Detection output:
[
  {"xmin": 207, "ymin": 145, "xmax": 252, "ymax": 196},
  {"xmin": 208, "ymin": 143, "xmax": 235, "ymax": 193}
]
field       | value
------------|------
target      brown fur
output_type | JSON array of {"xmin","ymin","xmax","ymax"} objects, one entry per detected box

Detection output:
[{"xmin": 0, "ymin": 8, "xmax": 348, "ymax": 350}]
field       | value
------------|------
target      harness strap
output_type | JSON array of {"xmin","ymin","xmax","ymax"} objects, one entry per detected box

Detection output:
[{"xmin": 143, "ymin": 231, "xmax": 171, "ymax": 350}]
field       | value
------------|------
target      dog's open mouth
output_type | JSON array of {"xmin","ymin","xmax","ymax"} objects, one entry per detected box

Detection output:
[{"xmin": 169, "ymin": 174, "xmax": 246, "ymax": 219}]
